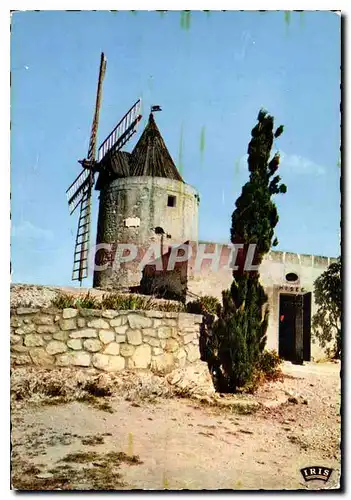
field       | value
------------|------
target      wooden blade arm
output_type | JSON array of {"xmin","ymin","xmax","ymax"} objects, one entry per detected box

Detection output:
[{"xmin": 87, "ymin": 52, "xmax": 107, "ymax": 162}]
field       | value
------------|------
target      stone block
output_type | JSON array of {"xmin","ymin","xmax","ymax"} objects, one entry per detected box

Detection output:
[
  {"xmin": 87, "ymin": 318, "xmax": 110, "ymax": 329},
  {"xmin": 99, "ymin": 330, "xmax": 115, "ymax": 344},
  {"xmin": 41, "ymin": 307, "xmax": 60, "ymax": 315},
  {"xmin": 145, "ymin": 310, "xmax": 166, "ymax": 318},
  {"xmin": 102, "ymin": 310, "xmax": 118, "ymax": 319},
  {"xmin": 71, "ymin": 352, "xmax": 91, "ymax": 367},
  {"xmin": 182, "ymin": 327, "xmax": 197, "ymax": 334},
  {"xmin": 185, "ymin": 344, "xmax": 199, "ymax": 363},
  {"xmin": 24, "ymin": 334, "xmax": 44, "ymax": 347},
  {"xmin": 92, "ymin": 353, "xmax": 125, "ymax": 372},
  {"xmin": 132, "ymin": 344, "xmax": 151, "ymax": 369},
  {"xmin": 36, "ymin": 325, "xmax": 58, "ymax": 334},
  {"xmin": 176, "ymin": 356, "xmax": 187, "ymax": 368},
  {"xmin": 126, "ymin": 329, "xmax": 142, "ymax": 345},
  {"xmin": 77, "ymin": 318, "xmax": 86, "ymax": 328},
  {"xmin": 79, "ymin": 309, "xmax": 102, "ymax": 317},
  {"xmin": 110, "ymin": 316, "xmax": 128, "ymax": 327},
  {"xmin": 17, "ymin": 308, "xmax": 40, "ymax": 315},
  {"xmin": 171, "ymin": 329, "xmax": 181, "ymax": 340},
  {"xmin": 115, "ymin": 334, "xmax": 127, "ymax": 343},
  {"xmin": 183, "ymin": 333, "xmax": 195, "ymax": 345},
  {"xmin": 60, "ymin": 318, "xmax": 77, "ymax": 331},
  {"xmin": 176, "ymin": 348, "xmax": 187, "ymax": 367},
  {"xmin": 53, "ymin": 331, "xmax": 69, "ymax": 341},
  {"xmin": 143, "ymin": 337, "xmax": 160, "ymax": 347},
  {"xmin": 15, "ymin": 324, "xmax": 35, "ymax": 335},
  {"xmin": 30, "ymin": 348, "xmax": 54, "ymax": 366},
  {"xmin": 165, "ymin": 338, "xmax": 179, "ymax": 353},
  {"xmin": 69, "ymin": 328, "xmax": 97, "ymax": 339},
  {"xmin": 10, "ymin": 334, "xmax": 22, "ymax": 345},
  {"xmin": 46, "ymin": 341, "xmax": 67, "ymax": 355},
  {"xmin": 141, "ymin": 327, "xmax": 157, "ymax": 338},
  {"xmin": 12, "ymin": 344, "xmax": 28, "ymax": 353},
  {"xmin": 56, "ymin": 354, "xmax": 72, "ymax": 366},
  {"xmin": 164, "ymin": 319, "xmax": 177, "ymax": 327},
  {"xmin": 67, "ymin": 339, "xmax": 82, "ymax": 350},
  {"xmin": 192, "ymin": 315, "xmax": 203, "ymax": 324},
  {"xmin": 10, "ymin": 317, "xmax": 22, "ymax": 328},
  {"xmin": 13, "ymin": 354, "xmax": 31, "ymax": 365},
  {"xmin": 178, "ymin": 313, "xmax": 196, "ymax": 328},
  {"xmin": 128, "ymin": 314, "xmax": 152, "ymax": 329},
  {"xmin": 83, "ymin": 339, "xmax": 102, "ymax": 352},
  {"xmin": 164, "ymin": 312, "xmax": 179, "ymax": 318},
  {"xmin": 157, "ymin": 326, "xmax": 172, "ymax": 339},
  {"xmin": 110, "ymin": 317, "xmax": 122, "ymax": 327},
  {"xmin": 114, "ymin": 325, "xmax": 128, "ymax": 334},
  {"xmin": 152, "ymin": 347, "xmax": 163, "ymax": 356},
  {"xmin": 119, "ymin": 343, "xmax": 135, "ymax": 357},
  {"xmin": 62, "ymin": 308, "xmax": 77, "ymax": 319},
  {"xmin": 104, "ymin": 342, "xmax": 120, "ymax": 355},
  {"xmin": 126, "ymin": 358, "xmax": 135, "ymax": 369},
  {"xmin": 151, "ymin": 353, "xmax": 174, "ymax": 373},
  {"xmin": 34, "ymin": 315, "xmax": 54, "ymax": 325}
]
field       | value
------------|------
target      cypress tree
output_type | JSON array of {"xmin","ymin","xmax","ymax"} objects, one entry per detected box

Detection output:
[{"xmin": 209, "ymin": 109, "xmax": 287, "ymax": 392}]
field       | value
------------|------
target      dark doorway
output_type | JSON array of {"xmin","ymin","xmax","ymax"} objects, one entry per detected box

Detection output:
[
  {"xmin": 279, "ymin": 294, "xmax": 296, "ymax": 361},
  {"xmin": 303, "ymin": 292, "xmax": 312, "ymax": 361},
  {"xmin": 278, "ymin": 293, "xmax": 312, "ymax": 363}
]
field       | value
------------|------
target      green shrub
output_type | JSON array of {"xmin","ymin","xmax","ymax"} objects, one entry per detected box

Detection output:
[
  {"xmin": 75, "ymin": 292, "xmax": 101, "ymax": 310},
  {"xmin": 101, "ymin": 293, "xmax": 185, "ymax": 312},
  {"xmin": 101, "ymin": 293, "xmax": 153, "ymax": 311},
  {"xmin": 51, "ymin": 291, "xmax": 186, "ymax": 313},
  {"xmin": 243, "ymin": 350, "xmax": 283, "ymax": 393},
  {"xmin": 312, "ymin": 256, "xmax": 341, "ymax": 359},
  {"xmin": 186, "ymin": 295, "xmax": 220, "ymax": 315},
  {"xmin": 51, "ymin": 293, "xmax": 76, "ymax": 309},
  {"xmin": 51, "ymin": 292, "xmax": 101, "ymax": 310},
  {"xmin": 159, "ymin": 301, "xmax": 185, "ymax": 313},
  {"xmin": 256, "ymin": 349, "xmax": 282, "ymax": 380}
]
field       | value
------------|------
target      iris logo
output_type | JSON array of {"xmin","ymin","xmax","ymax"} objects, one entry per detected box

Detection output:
[{"xmin": 300, "ymin": 466, "xmax": 333, "ymax": 482}]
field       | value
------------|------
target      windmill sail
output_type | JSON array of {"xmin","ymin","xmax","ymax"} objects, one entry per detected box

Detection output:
[
  {"xmin": 68, "ymin": 53, "xmax": 106, "ymax": 283},
  {"xmin": 88, "ymin": 53, "xmax": 107, "ymax": 162},
  {"xmin": 71, "ymin": 175, "xmax": 94, "ymax": 281},
  {"xmin": 98, "ymin": 99, "xmax": 142, "ymax": 162},
  {"xmin": 66, "ymin": 168, "xmax": 91, "ymax": 214},
  {"xmin": 66, "ymin": 53, "xmax": 143, "ymax": 284}
]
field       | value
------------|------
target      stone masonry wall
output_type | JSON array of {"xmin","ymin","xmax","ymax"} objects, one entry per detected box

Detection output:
[{"xmin": 10, "ymin": 307, "xmax": 203, "ymax": 373}]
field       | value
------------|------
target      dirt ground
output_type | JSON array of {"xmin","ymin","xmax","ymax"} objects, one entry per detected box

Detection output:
[{"xmin": 11, "ymin": 361, "xmax": 341, "ymax": 491}]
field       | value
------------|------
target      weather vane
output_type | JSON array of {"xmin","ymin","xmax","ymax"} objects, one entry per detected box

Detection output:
[{"xmin": 151, "ymin": 105, "xmax": 162, "ymax": 113}]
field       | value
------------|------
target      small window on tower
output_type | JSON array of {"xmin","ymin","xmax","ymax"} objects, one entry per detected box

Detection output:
[{"xmin": 167, "ymin": 195, "xmax": 176, "ymax": 207}]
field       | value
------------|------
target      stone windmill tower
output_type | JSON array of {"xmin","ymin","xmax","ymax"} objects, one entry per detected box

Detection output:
[
  {"xmin": 66, "ymin": 53, "xmax": 199, "ymax": 291},
  {"xmin": 93, "ymin": 110, "xmax": 199, "ymax": 290}
]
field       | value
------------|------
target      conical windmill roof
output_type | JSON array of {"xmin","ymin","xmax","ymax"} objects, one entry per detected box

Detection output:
[
  {"xmin": 95, "ymin": 151, "xmax": 131, "ymax": 190},
  {"xmin": 95, "ymin": 113, "xmax": 183, "ymax": 190},
  {"xmin": 129, "ymin": 113, "xmax": 184, "ymax": 181}
]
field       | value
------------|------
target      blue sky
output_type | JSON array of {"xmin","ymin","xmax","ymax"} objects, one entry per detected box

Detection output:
[{"xmin": 11, "ymin": 10, "xmax": 341, "ymax": 287}]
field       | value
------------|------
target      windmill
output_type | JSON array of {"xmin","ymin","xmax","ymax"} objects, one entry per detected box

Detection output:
[{"xmin": 66, "ymin": 52, "xmax": 142, "ymax": 284}]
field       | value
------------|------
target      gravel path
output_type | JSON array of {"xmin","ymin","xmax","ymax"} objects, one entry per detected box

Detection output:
[{"xmin": 11, "ymin": 361, "xmax": 341, "ymax": 490}]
